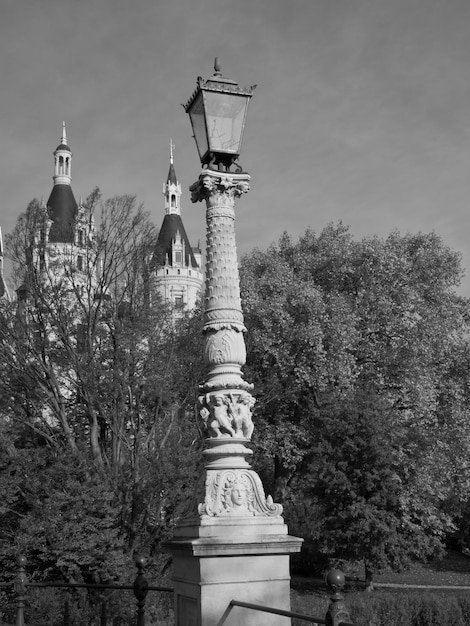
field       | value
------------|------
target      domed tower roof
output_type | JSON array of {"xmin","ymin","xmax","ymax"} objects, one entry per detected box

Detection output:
[
  {"xmin": 47, "ymin": 122, "xmax": 78, "ymax": 243},
  {"xmin": 47, "ymin": 186, "xmax": 78, "ymax": 243},
  {"xmin": 153, "ymin": 213, "xmax": 200, "ymax": 269}
]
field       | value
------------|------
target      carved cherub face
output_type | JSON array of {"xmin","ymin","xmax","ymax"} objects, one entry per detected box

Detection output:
[
  {"xmin": 213, "ymin": 395, "xmax": 224, "ymax": 406},
  {"xmin": 231, "ymin": 481, "xmax": 247, "ymax": 507}
]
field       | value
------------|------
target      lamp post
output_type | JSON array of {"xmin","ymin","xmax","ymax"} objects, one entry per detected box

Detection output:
[{"xmin": 166, "ymin": 60, "xmax": 302, "ymax": 626}]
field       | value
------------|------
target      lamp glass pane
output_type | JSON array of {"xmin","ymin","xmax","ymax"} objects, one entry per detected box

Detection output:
[
  {"xmin": 188, "ymin": 92, "xmax": 209, "ymax": 160},
  {"xmin": 204, "ymin": 92, "xmax": 248, "ymax": 154}
]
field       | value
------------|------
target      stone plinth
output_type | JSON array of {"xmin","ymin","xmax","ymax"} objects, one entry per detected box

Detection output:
[
  {"xmin": 166, "ymin": 519, "xmax": 302, "ymax": 626},
  {"xmin": 165, "ymin": 467, "xmax": 303, "ymax": 625}
]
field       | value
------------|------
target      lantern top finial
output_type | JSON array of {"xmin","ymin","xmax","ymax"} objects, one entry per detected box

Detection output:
[{"xmin": 214, "ymin": 57, "xmax": 222, "ymax": 76}]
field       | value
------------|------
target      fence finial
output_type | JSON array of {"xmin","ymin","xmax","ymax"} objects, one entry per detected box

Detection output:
[
  {"xmin": 325, "ymin": 569, "xmax": 352, "ymax": 626},
  {"xmin": 134, "ymin": 556, "xmax": 149, "ymax": 626},
  {"xmin": 14, "ymin": 555, "xmax": 28, "ymax": 626}
]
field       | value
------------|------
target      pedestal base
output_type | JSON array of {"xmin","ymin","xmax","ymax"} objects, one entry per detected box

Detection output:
[{"xmin": 166, "ymin": 527, "xmax": 303, "ymax": 626}]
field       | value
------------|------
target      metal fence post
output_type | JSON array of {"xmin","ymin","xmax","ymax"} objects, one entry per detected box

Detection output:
[
  {"xmin": 63, "ymin": 599, "xmax": 70, "ymax": 626},
  {"xmin": 100, "ymin": 599, "xmax": 107, "ymax": 626},
  {"xmin": 133, "ymin": 557, "xmax": 148, "ymax": 626},
  {"xmin": 325, "ymin": 569, "xmax": 351, "ymax": 626},
  {"xmin": 14, "ymin": 555, "xmax": 28, "ymax": 626}
]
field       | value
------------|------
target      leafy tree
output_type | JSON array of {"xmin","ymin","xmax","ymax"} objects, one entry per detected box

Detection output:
[
  {"xmin": 240, "ymin": 224, "xmax": 470, "ymax": 577},
  {"xmin": 0, "ymin": 192, "xmax": 204, "ymax": 584}
]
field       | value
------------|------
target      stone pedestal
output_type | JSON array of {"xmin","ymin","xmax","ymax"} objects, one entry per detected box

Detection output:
[
  {"xmin": 168, "ymin": 530, "xmax": 302, "ymax": 626},
  {"xmin": 165, "ymin": 445, "xmax": 303, "ymax": 625}
]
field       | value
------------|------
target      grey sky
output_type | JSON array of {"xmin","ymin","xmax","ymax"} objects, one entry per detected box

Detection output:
[{"xmin": 2, "ymin": 0, "xmax": 470, "ymax": 292}]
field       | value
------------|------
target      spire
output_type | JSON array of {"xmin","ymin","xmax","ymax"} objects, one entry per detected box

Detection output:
[
  {"xmin": 167, "ymin": 140, "xmax": 177, "ymax": 186},
  {"xmin": 0, "ymin": 227, "xmax": 11, "ymax": 301},
  {"xmin": 163, "ymin": 142, "xmax": 181, "ymax": 215},
  {"xmin": 61, "ymin": 120, "xmax": 67, "ymax": 147},
  {"xmin": 53, "ymin": 121, "xmax": 73, "ymax": 185}
]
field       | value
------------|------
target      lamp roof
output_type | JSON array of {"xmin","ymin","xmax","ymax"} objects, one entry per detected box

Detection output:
[{"xmin": 183, "ymin": 58, "xmax": 256, "ymax": 113}]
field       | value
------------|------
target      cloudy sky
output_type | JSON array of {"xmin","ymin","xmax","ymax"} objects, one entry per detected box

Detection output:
[{"xmin": 2, "ymin": 0, "xmax": 470, "ymax": 292}]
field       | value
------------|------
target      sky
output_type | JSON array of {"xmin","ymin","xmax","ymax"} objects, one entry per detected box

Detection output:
[{"xmin": 2, "ymin": 0, "xmax": 470, "ymax": 293}]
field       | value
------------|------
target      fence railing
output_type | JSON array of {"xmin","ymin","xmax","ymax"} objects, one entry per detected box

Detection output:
[
  {"xmin": 2, "ymin": 556, "xmax": 355, "ymax": 626},
  {"xmin": 0, "ymin": 555, "xmax": 173, "ymax": 625},
  {"xmin": 217, "ymin": 569, "xmax": 356, "ymax": 626}
]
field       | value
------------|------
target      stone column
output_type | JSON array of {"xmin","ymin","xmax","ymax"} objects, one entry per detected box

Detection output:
[{"xmin": 166, "ymin": 169, "xmax": 302, "ymax": 626}]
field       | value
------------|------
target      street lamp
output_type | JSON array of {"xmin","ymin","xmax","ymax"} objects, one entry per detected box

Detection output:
[
  {"xmin": 183, "ymin": 57, "xmax": 256, "ymax": 171},
  {"xmin": 166, "ymin": 60, "xmax": 302, "ymax": 626}
]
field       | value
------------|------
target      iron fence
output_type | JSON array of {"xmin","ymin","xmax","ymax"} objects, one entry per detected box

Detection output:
[
  {"xmin": 216, "ymin": 569, "xmax": 355, "ymax": 626},
  {"xmin": 0, "ymin": 555, "xmax": 172, "ymax": 625},
  {"xmin": 1, "ymin": 556, "xmax": 355, "ymax": 626}
]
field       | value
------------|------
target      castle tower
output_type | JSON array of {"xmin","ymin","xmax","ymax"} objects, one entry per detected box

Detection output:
[
  {"xmin": 30, "ymin": 123, "xmax": 94, "ymax": 292},
  {"xmin": 151, "ymin": 143, "xmax": 203, "ymax": 313},
  {"xmin": 47, "ymin": 121, "xmax": 77, "ymax": 244}
]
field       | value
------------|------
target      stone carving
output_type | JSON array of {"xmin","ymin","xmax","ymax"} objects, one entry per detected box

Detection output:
[
  {"xmin": 204, "ymin": 308, "xmax": 245, "ymax": 329},
  {"xmin": 232, "ymin": 392, "xmax": 255, "ymax": 440},
  {"xmin": 204, "ymin": 212, "xmax": 243, "ymax": 314},
  {"xmin": 197, "ymin": 469, "xmax": 283, "ymax": 518},
  {"xmin": 199, "ymin": 392, "xmax": 255, "ymax": 440},
  {"xmin": 199, "ymin": 394, "xmax": 236, "ymax": 438},
  {"xmin": 204, "ymin": 328, "xmax": 246, "ymax": 367},
  {"xmin": 200, "ymin": 378, "xmax": 254, "ymax": 393},
  {"xmin": 190, "ymin": 173, "xmax": 251, "ymax": 203},
  {"xmin": 223, "ymin": 475, "xmax": 255, "ymax": 516}
]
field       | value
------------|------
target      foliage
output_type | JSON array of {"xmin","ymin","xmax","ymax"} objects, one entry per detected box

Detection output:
[
  {"xmin": 3, "ymin": 203, "xmax": 470, "ymax": 592},
  {"xmin": 240, "ymin": 224, "xmax": 470, "ymax": 577},
  {"xmin": 0, "ymin": 192, "xmax": 203, "ymax": 586},
  {"xmin": 291, "ymin": 589, "xmax": 470, "ymax": 626}
]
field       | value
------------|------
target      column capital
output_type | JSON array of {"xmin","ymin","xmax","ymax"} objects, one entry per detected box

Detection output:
[{"xmin": 190, "ymin": 169, "xmax": 251, "ymax": 204}]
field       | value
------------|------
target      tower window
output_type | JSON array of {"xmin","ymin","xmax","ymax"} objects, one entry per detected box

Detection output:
[
  {"xmin": 77, "ymin": 255, "xmax": 83, "ymax": 271},
  {"xmin": 171, "ymin": 194, "xmax": 176, "ymax": 208},
  {"xmin": 78, "ymin": 230, "xmax": 84, "ymax": 246},
  {"xmin": 174, "ymin": 295, "xmax": 183, "ymax": 309},
  {"xmin": 175, "ymin": 251, "xmax": 183, "ymax": 265}
]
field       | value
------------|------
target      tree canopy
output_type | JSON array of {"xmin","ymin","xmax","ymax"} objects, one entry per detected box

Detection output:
[
  {"xmin": 0, "ymin": 192, "xmax": 204, "ymax": 593},
  {"xmin": 2, "ymin": 212, "xmax": 470, "ymax": 602},
  {"xmin": 240, "ymin": 223, "xmax": 470, "ymax": 578}
]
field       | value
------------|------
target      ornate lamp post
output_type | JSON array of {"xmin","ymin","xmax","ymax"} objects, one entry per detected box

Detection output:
[{"xmin": 166, "ymin": 60, "xmax": 302, "ymax": 626}]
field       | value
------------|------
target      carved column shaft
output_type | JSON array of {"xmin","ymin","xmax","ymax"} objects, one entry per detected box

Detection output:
[
  {"xmin": 181, "ymin": 169, "xmax": 284, "ymax": 521},
  {"xmin": 191, "ymin": 170, "xmax": 252, "ymax": 393}
]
